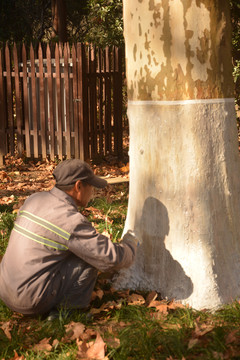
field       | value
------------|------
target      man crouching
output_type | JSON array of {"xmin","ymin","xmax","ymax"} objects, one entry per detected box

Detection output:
[{"xmin": 0, "ymin": 159, "xmax": 138, "ymax": 316}]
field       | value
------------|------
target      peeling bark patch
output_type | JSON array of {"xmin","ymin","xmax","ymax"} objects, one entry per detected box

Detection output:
[
  {"xmin": 124, "ymin": 0, "xmax": 234, "ymax": 100},
  {"xmin": 133, "ymin": 44, "xmax": 137, "ymax": 62},
  {"xmin": 139, "ymin": 23, "xmax": 142, "ymax": 36}
]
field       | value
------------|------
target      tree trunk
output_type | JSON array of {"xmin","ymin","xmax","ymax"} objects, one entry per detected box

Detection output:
[
  {"xmin": 51, "ymin": 0, "xmax": 67, "ymax": 43},
  {"xmin": 115, "ymin": 0, "xmax": 240, "ymax": 310}
]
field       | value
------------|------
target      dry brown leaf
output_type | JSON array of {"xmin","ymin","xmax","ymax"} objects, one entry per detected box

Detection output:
[
  {"xmin": 168, "ymin": 302, "xmax": 186, "ymax": 310},
  {"xmin": 161, "ymin": 323, "xmax": 181, "ymax": 331},
  {"xmin": 187, "ymin": 338, "xmax": 199, "ymax": 350},
  {"xmin": 9, "ymin": 350, "xmax": 25, "ymax": 360},
  {"xmin": 81, "ymin": 328, "xmax": 97, "ymax": 341},
  {"xmin": 146, "ymin": 291, "xmax": 158, "ymax": 305},
  {"xmin": 95, "ymin": 289, "xmax": 104, "ymax": 300},
  {"xmin": 77, "ymin": 333, "xmax": 107, "ymax": 360},
  {"xmin": 115, "ymin": 289, "xmax": 129, "ymax": 298},
  {"xmin": 76, "ymin": 338, "xmax": 89, "ymax": 357},
  {"xmin": 1, "ymin": 321, "xmax": 13, "ymax": 340},
  {"xmin": 86, "ymin": 332, "xmax": 106, "ymax": 359},
  {"xmin": 52, "ymin": 339, "xmax": 59, "ymax": 347},
  {"xmin": 64, "ymin": 321, "xmax": 85, "ymax": 341},
  {"xmin": 148, "ymin": 301, "xmax": 168, "ymax": 314},
  {"xmin": 225, "ymin": 329, "xmax": 240, "ymax": 344},
  {"xmin": 0, "ymin": 171, "xmax": 11, "ymax": 182},
  {"xmin": 90, "ymin": 301, "xmax": 119, "ymax": 315},
  {"xmin": 90, "ymin": 303, "xmax": 108, "ymax": 315},
  {"xmin": 32, "ymin": 337, "xmax": 52, "ymax": 351},
  {"xmin": 127, "ymin": 293, "xmax": 145, "ymax": 305},
  {"xmin": 104, "ymin": 336, "xmax": 120, "ymax": 349},
  {"xmin": 193, "ymin": 322, "xmax": 214, "ymax": 337}
]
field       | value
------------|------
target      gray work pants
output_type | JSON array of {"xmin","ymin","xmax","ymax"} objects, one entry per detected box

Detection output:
[{"xmin": 37, "ymin": 254, "xmax": 98, "ymax": 314}]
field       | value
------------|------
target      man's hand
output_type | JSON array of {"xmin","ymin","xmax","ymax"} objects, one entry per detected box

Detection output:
[{"xmin": 122, "ymin": 230, "xmax": 139, "ymax": 248}]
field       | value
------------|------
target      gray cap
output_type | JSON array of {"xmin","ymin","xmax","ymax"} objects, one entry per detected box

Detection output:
[{"xmin": 53, "ymin": 159, "xmax": 108, "ymax": 188}]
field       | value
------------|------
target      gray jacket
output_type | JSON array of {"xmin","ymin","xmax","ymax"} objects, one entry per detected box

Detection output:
[{"xmin": 0, "ymin": 187, "xmax": 136, "ymax": 314}]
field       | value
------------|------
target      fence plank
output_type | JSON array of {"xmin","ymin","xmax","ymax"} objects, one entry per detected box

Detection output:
[
  {"xmin": 47, "ymin": 44, "xmax": 55, "ymax": 160},
  {"xmin": 0, "ymin": 42, "xmax": 124, "ymax": 163},
  {"xmin": 104, "ymin": 46, "xmax": 112, "ymax": 154},
  {"xmin": 5, "ymin": 43, "xmax": 14, "ymax": 155},
  {"xmin": 113, "ymin": 46, "xmax": 123, "ymax": 157},
  {"xmin": 13, "ymin": 43, "xmax": 23, "ymax": 156},
  {"xmin": 0, "ymin": 47, "xmax": 6, "ymax": 165},
  {"xmin": 55, "ymin": 43, "xmax": 63, "ymax": 160},
  {"xmin": 98, "ymin": 48, "xmax": 104, "ymax": 156},
  {"xmin": 64, "ymin": 43, "xmax": 71, "ymax": 159},
  {"xmin": 89, "ymin": 45, "xmax": 97, "ymax": 158},
  {"xmin": 30, "ymin": 44, "xmax": 38, "ymax": 158},
  {"xmin": 72, "ymin": 43, "xmax": 79, "ymax": 159},
  {"xmin": 77, "ymin": 43, "xmax": 88, "ymax": 160},
  {"xmin": 38, "ymin": 43, "xmax": 47, "ymax": 159},
  {"xmin": 22, "ymin": 44, "xmax": 31, "ymax": 157}
]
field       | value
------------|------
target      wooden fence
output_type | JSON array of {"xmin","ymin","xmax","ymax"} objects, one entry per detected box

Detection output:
[{"xmin": 0, "ymin": 42, "xmax": 124, "ymax": 165}]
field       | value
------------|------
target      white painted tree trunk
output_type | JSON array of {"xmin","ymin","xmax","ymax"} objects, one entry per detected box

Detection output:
[{"xmin": 114, "ymin": 0, "xmax": 240, "ymax": 310}]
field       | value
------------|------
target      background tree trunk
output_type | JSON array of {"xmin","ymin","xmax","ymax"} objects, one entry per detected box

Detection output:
[
  {"xmin": 115, "ymin": 0, "xmax": 240, "ymax": 310},
  {"xmin": 51, "ymin": 0, "xmax": 67, "ymax": 42}
]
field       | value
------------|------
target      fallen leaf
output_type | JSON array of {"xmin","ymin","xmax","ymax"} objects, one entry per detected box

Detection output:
[
  {"xmin": 188, "ymin": 338, "xmax": 199, "ymax": 349},
  {"xmin": 95, "ymin": 289, "xmax": 104, "ymax": 300},
  {"xmin": 77, "ymin": 332, "xmax": 107, "ymax": 359},
  {"xmin": 32, "ymin": 337, "xmax": 52, "ymax": 351},
  {"xmin": 193, "ymin": 322, "xmax": 214, "ymax": 337},
  {"xmin": 167, "ymin": 301, "xmax": 186, "ymax": 310},
  {"xmin": 127, "ymin": 293, "xmax": 145, "ymax": 305},
  {"xmin": 148, "ymin": 301, "xmax": 168, "ymax": 314},
  {"xmin": 225, "ymin": 329, "xmax": 240, "ymax": 344},
  {"xmin": 64, "ymin": 321, "xmax": 85, "ymax": 341},
  {"xmin": 9, "ymin": 350, "xmax": 25, "ymax": 360},
  {"xmin": 1, "ymin": 321, "xmax": 13, "ymax": 340},
  {"xmin": 86, "ymin": 332, "xmax": 106, "ymax": 359},
  {"xmin": 146, "ymin": 291, "xmax": 158, "ymax": 305},
  {"xmin": 81, "ymin": 328, "xmax": 97, "ymax": 341},
  {"xmin": 212, "ymin": 351, "xmax": 224, "ymax": 359},
  {"xmin": 52, "ymin": 339, "xmax": 59, "ymax": 347},
  {"xmin": 104, "ymin": 336, "xmax": 120, "ymax": 349}
]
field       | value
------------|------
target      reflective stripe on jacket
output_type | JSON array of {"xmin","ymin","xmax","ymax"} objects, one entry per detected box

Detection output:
[{"xmin": 0, "ymin": 186, "xmax": 136, "ymax": 314}]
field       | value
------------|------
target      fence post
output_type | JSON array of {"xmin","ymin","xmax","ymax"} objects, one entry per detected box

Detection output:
[
  {"xmin": 13, "ymin": 43, "xmax": 23, "ymax": 156},
  {"xmin": 0, "ymin": 47, "xmax": 6, "ymax": 165},
  {"xmin": 77, "ymin": 43, "xmax": 89, "ymax": 160},
  {"xmin": 63, "ymin": 43, "xmax": 71, "ymax": 159},
  {"xmin": 5, "ymin": 43, "xmax": 15, "ymax": 155},
  {"xmin": 47, "ymin": 44, "xmax": 55, "ymax": 161},
  {"xmin": 39, "ymin": 43, "xmax": 47, "ymax": 159},
  {"xmin": 104, "ymin": 46, "xmax": 112, "ymax": 155},
  {"xmin": 113, "ymin": 46, "xmax": 123, "ymax": 158},
  {"xmin": 72, "ymin": 43, "xmax": 79, "ymax": 159},
  {"xmin": 30, "ymin": 44, "xmax": 39, "ymax": 158},
  {"xmin": 22, "ymin": 44, "xmax": 31, "ymax": 158},
  {"xmin": 98, "ymin": 48, "xmax": 104, "ymax": 157},
  {"xmin": 55, "ymin": 43, "xmax": 63, "ymax": 160}
]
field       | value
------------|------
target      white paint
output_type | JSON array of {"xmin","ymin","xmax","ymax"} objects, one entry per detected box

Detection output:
[
  {"xmin": 115, "ymin": 100, "xmax": 240, "ymax": 310},
  {"xmin": 128, "ymin": 98, "xmax": 235, "ymax": 106}
]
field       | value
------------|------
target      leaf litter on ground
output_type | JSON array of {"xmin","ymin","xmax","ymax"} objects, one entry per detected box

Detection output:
[{"xmin": 2, "ymin": 157, "xmax": 240, "ymax": 359}]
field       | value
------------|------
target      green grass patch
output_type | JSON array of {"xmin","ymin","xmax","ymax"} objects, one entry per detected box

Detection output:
[
  {"xmin": 1, "ymin": 182, "xmax": 240, "ymax": 359},
  {"xmin": 0, "ymin": 211, "xmax": 16, "ymax": 256}
]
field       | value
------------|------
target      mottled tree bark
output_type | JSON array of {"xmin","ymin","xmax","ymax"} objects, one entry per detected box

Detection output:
[
  {"xmin": 115, "ymin": 0, "xmax": 240, "ymax": 310},
  {"xmin": 51, "ymin": 0, "xmax": 67, "ymax": 43}
]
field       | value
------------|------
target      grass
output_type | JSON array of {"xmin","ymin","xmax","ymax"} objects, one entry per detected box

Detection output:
[
  {"xmin": 0, "ymin": 210, "xmax": 16, "ymax": 257},
  {"xmin": 1, "ymin": 183, "xmax": 240, "ymax": 359}
]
